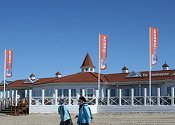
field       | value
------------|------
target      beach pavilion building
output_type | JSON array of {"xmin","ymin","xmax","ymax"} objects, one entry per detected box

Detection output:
[{"xmin": 1, "ymin": 53, "xmax": 175, "ymax": 113}]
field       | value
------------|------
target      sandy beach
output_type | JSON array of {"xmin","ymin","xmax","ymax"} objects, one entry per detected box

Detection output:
[{"xmin": 1, "ymin": 112, "xmax": 175, "ymax": 125}]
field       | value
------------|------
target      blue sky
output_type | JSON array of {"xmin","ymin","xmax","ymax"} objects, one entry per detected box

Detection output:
[{"xmin": 0, "ymin": 0, "xmax": 175, "ymax": 80}]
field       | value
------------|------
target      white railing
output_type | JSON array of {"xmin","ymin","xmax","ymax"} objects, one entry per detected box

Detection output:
[{"xmin": 13, "ymin": 88, "xmax": 175, "ymax": 107}]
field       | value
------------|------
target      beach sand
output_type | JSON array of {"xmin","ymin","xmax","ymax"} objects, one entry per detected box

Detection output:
[{"xmin": 1, "ymin": 112, "xmax": 175, "ymax": 125}]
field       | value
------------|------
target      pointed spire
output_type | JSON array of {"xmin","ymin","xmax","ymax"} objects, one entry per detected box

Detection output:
[{"xmin": 81, "ymin": 53, "xmax": 95, "ymax": 72}]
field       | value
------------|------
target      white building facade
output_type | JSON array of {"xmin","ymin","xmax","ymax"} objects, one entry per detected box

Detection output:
[{"xmin": 1, "ymin": 54, "xmax": 175, "ymax": 113}]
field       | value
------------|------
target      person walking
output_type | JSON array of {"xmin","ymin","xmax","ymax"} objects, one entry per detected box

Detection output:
[
  {"xmin": 77, "ymin": 96, "xmax": 91, "ymax": 125},
  {"xmin": 58, "ymin": 99, "xmax": 73, "ymax": 125}
]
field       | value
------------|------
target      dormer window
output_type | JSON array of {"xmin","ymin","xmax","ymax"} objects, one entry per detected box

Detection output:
[
  {"xmin": 24, "ymin": 73, "xmax": 39, "ymax": 83},
  {"xmin": 30, "ymin": 73, "xmax": 36, "ymax": 81}
]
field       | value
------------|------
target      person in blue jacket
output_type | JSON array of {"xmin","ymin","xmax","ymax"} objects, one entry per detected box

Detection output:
[
  {"xmin": 77, "ymin": 96, "xmax": 91, "ymax": 125},
  {"xmin": 58, "ymin": 99, "xmax": 73, "ymax": 125}
]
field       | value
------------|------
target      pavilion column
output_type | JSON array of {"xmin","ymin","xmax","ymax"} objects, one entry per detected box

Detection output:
[
  {"xmin": 7, "ymin": 91, "xmax": 10, "ymax": 98},
  {"xmin": 15, "ymin": 90, "xmax": 18, "ymax": 106},
  {"xmin": 29, "ymin": 90, "xmax": 32, "ymax": 106},
  {"xmin": 96, "ymin": 90, "xmax": 99, "ymax": 105},
  {"xmin": 131, "ymin": 88, "xmax": 134, "ymax": 106},
  {"xmin": 144, "ymin": 88, "xmax": 147, "ymax": 106},
  {"xmin": 157, "ymin": 88, "xmax": 160, "ymax": 106},
  {"xmin": 42, "ymin": 89, "xmax": 45, "ymax": 105},
  {"xmin": 25, "ymin": 90, "xmax": 28, "ymax": 98},
  {"xmin": 68, "ymin": 89, "xmax": 71, "ymax": 105},
  {"xmin": 55, "ymin": 89, "xmax": 58, "ymax": 105},
  {"xmin": 119, "ymin": 89, "xmax": 122, "ymax": 106},
  {"xmin": 82, "ymin": 89, "xmax": 85, "ymax": 97},
  {"xmin": 107, "ymin": 89, "xmax": 110, "ymax": 105},
  {"xmin": 171, "ymin": 87, "xmax": 174, "ymax": 106},
  {"xmin": 0, "ymin": 92, "xmax": 2, "ymax": 99}
]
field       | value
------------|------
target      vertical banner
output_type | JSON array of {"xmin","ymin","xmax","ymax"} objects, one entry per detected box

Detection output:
[
  {"xmin": 5, "ymin": 49, "xmax": 13, "ymax": 77},
  {"xmin": 100, "ymin": 34, "xmax": 108, "ymax": 70},
  {"xmin": 150, "ymin": 27, "xmax": 158, "ymax": 66}
]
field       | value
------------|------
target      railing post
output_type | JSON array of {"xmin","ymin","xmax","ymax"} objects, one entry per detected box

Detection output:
[
  {"xmin": 29, "ymin": 90, "xmax": 32, "ymax": 106},
  {"xmin": 15, "ymin": 90, "xmax": 18, "ymax": 106},
  {"xmin": 55, "ymin": 89, "xmax": 58, "ymax": 105},
  {"xmin": 119, "ymin": 89, "xmax": 122, "ymax": 106},
  {"xmin": 96, "ymin": 90, "xmax": 99, "ymax": 105},
  {"xmin": 42, "ymin": 89, "xmax": 45, "ymax": 105},
  {"xmin": 131, "ymin": 88, "xmax": 134, "ymax": 106},
  {"xmin": 107, "ymin": 89, "xmax": 110, "ymax": 105},
  {"xmin": 171, "ymin": 87, "xmax": 174, "ymax": 106},
  {"xmin": 157, "ymin": 88, "xmax": 160, "ymax": 106},
  {"xmin": 144, "ymin": 88, "xmax": 147, "ymax": 106},
  {"xmin": 68, "ymin": 89, "xmax": 71, "ymax": 105}
]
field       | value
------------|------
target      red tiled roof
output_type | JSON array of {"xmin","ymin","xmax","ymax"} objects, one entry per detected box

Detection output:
[
  {"xmin": 1, "ymin": 70, "xmax": 175, "ymax": 90},
  {"xmin": 53, "ymin": 72, "xmax": 108, "ymax": 83},
  {"xmin": 6, "ymin": 80, "xmax": 32, "ymax": 88},
  {"xmin": 81, "ymin": 53, "xmax": 95, "ymax": 68}
]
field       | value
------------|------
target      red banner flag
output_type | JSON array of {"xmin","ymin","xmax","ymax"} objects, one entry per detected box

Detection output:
[
  {"xmin": 150, "ymin": 27, "xmax": 158, "ymax": 66},
  {"xmin": 99, "ymin": 34, "xmax": 108, "ymax": 70},
  {"xmin": 5, "ymin": 49, "xmax": 13, "ymax": 77}
]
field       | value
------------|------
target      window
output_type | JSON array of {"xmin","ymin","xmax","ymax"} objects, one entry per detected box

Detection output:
[
  {"xmin": 85, "ymin": 68, "xmax": 89, "ymax": 72},
  {"xmin": 86, "ymin": 89, "xmax": 93, "ymax": 97},
  {"xmin": 45, "ymin": 89, "xmax": 53, "ymax": 97},
  {"xmin": 110, "ymin": 89, "xmax": 116, "ymax": 97},
  {"xmin": 124, "ymin": 89, "xmax": 129, "ymax": 96},
  {"xmin": 57, "ymin": 89, "xmax": 62, "ymax": 97},
  {"xmin": 32, "ymin": 89, "xmax": 42, "ymax": 97},
  {"xmin": 80, "ymin": 89, "xmax": 83, "ymax": 96},
  {"xmin": 71, "ymin": 89, "xmax": 76, "ymax": 97},
  {"xmin": 167, "ymin": 87, "xmax": 171, "ymax": 96},
  {"xmin": 63, "ymin": 89, "xmax": 68, "ymax": 97}
]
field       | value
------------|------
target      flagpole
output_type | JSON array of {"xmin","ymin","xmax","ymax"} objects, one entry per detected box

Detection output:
[
  {"xmin": 149, "ymin": 27, "xmax": 152, "ymax": 105},
  {"xmin": 3, "ymin": 49, "xmax": 6, "ymax": 99},
  {"xmin": 98, "ymin": 34, "xmax": 101, "ymax": 96}
]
